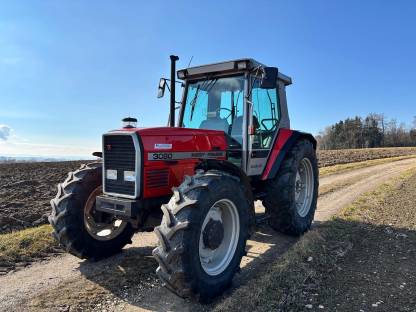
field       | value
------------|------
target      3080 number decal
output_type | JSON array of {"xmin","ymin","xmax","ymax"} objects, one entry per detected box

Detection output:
[
  {"xmin": 148, "ymin": 151, "xmax": 226, "ymax": 161},
  {"xmin": 151, "ymin": 153, "xmax": 173, "ymax": 160}
]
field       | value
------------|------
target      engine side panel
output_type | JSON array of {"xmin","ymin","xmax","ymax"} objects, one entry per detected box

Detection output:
[{"xmin": 138, "ymin": 127, "xmax": 227, "ymax": 199}]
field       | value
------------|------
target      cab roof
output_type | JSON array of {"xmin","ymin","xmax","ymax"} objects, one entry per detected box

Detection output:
[{"xmin": 178, "ymin": 58, "xmax": 292, "ymax": 86}]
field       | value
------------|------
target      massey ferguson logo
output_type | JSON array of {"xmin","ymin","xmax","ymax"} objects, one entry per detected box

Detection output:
[{"xmin": 106, "ymin": 144, "xmax": 112, "ymax": 151}]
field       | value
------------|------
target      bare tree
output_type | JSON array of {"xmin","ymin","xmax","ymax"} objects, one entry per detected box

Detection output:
[{"xmin": 317, "ymin": 113, "xmax": 416, "ymax": 150}]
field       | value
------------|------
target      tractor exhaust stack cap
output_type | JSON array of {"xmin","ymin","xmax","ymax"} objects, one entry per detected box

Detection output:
[{"xmin": 122, "ymin": 117, "xmax": 137, "ymax": 128}]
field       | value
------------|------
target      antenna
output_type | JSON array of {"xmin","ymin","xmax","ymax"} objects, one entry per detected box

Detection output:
[{"xmin": 187, "ymin": 55, "xmax": 194, "ymax": 68}]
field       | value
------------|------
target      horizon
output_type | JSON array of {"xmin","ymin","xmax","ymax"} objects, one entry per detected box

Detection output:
[{"xmin": 1, "ymin": 1, "xmax": 416, "ymax": 157}]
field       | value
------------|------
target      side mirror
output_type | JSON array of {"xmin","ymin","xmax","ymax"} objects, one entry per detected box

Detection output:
[
  {"xmin": 260, "ymin": 67, "xmax": 278, "ymax": 89},
  {"xmin": 157, "ymin": 78, "xmax": 166, "ymax": 98}
]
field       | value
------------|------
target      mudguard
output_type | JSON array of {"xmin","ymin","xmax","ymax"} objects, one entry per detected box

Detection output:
[{"xmin": 261, "ymin": 129, "xmax": 316, "ymax": 180}]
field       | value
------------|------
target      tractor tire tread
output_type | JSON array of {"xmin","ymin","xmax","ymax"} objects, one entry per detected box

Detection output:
[{"xmin": 49, "ymin": 162, "xmax": 134, "ymax": 260}]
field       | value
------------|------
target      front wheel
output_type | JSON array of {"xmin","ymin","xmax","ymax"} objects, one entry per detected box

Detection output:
[
  {"xmin": 49, "ymin": 162, "xmax": 135, "ymax": 259},
  {"xmin": 152, "ymin": 170, "xmax": 250, "ymax": 300},
  {"xmin": 263, "ymin": 139, "xmax": 319, "ymax": 236}
]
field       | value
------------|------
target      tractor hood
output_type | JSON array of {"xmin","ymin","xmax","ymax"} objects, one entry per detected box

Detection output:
[
  {"xmin": 103, "ymin": 127, "xmax": 228, "ymax": 198},
  {"xmin": 110, "ymin": 127, "xmax": 228, "ymax": 154}
]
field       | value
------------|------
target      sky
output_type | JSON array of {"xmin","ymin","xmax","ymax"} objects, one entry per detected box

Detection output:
[{"xmin": 0, "ymin": 1, "xmax": 415, "ymax": 157}]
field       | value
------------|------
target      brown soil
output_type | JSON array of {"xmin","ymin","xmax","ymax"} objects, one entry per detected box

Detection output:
[
  {"xmin": 0, "ymin": 161, "xmax": 84, "ymax": 233},
  {"xmin": 308, "ymin": 173, "xmax": 416, "ymax": 311},
  {"xmin": 317, "ymin": 147, "xmax": 416, "ymax": 167}
]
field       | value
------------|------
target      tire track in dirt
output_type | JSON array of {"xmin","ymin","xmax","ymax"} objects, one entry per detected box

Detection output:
[{"xmin": 1, "ymin": 157, "xmax": 416, "ymax": 312}]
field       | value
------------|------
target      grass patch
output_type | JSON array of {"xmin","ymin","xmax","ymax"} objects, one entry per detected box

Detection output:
[
  {"xmin": 319, "ymin": 154, "xmax": 416, "ymax": 176},
  {"xmin": 0, "ymin": 224, "xmax": 60, "ymax": 270},
  {"xmin": 215, "ymin": 168, "xmax": 416, "ymax": 312}
]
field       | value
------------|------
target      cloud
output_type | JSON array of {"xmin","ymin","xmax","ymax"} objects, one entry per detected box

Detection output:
[
  {"xmin": 0, "ymin": 125, "xmax": 98, "ymax": 157},
  {"xmin": 0, "ymin": 125, "xmax": 11, "ymax": 141},
  {"xmin": 0, "ymin": 138, "xmax": 99, "ymax": 158}
]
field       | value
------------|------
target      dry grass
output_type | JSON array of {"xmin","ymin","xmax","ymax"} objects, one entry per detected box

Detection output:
[
  {"xmin": 0, "ymin": 224, "xmax": 60, "ymax": 270},
  {"xmin": 215, "ymin": 168, "xmax": 416, "ymax": 312}
]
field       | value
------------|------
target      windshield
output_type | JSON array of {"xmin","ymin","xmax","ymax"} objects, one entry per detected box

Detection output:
[{"xmin": 182, "ymin": 75, "xmax": 245, "ymax": 142}]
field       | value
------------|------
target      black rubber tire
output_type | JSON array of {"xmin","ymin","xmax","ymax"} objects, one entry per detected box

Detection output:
[
  {"xmin": 152, "ymin": 170, "xmax": 250, "ymax": 301},
  {"xmin": 49, "ymin": 162, "xmax": 134, "ymax": 259},
  {"xmin": 263, "ymin": 139, "xmax": 319, "ymax": 236}
]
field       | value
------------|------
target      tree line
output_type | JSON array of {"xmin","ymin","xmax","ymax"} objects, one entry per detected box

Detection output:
[{"xmin": 316, "ymin": 114, "xmax": 416, "ymax": 150}]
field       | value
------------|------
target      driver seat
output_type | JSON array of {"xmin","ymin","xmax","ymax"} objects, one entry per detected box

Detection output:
[{"xmin": 199, "ymin": 116, "xmax": 229, "ymax": 133}]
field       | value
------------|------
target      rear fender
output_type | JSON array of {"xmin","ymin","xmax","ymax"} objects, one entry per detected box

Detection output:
[{"xmin": 261, "ymin": 129, "xmax": 316, "ymax": 180}]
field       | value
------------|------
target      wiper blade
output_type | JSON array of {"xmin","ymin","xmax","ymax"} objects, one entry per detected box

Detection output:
[
  {"xmin": 189, "ymin": 78, "xmax": 218, "ymax": 121},
  {"xmin": 189, "ymin": 85, "xmax": 200, "ymax": 121}
]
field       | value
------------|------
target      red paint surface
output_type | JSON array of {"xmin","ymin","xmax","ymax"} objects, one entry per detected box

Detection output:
[
  {"xmin": 261, "ymin": 128, "xmax": 293, "ymax": 180},
  {"xmin": 116, "ymin": 127, "xmax": 227, "ymax": 198}
]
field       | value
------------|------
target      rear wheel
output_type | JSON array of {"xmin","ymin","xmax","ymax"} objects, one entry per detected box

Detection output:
[
  {"xmin": 152, "ymin": 170, "xmax": 250, "ymax": 300},
  {"xmin": 263, "ymin": 139, "xmax": 319, "ymax": 235},
  {"xmin": 49, "ymin": 162, "xmax": 134, "ymax": 259}
]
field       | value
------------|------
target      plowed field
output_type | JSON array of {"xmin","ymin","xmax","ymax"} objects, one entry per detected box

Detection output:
[{"xmin": 1, "ymin": 147, "xmax": 415, "ymax": 233}]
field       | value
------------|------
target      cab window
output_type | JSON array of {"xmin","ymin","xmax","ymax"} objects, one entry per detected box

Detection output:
[
  {"xmin": 251, "ymin": 81, "xmax": 280, "ymax": 149},
  {"xmin": 182, "ymin": 76, "xmax": 245, "ymax": 144}
]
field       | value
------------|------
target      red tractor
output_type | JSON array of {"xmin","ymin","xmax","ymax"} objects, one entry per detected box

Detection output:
[{"xmin": 49, "ymin": 56, "xmax": 318, "ymax": 300}]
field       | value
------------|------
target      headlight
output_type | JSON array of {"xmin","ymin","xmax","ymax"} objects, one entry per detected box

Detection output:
[
  {"xmin": 106, "ymin": 169, "xmax": 117, "ymax": 180},
  {"xmin": 124, "ymin": 171, "xmax": 136, "ymax": 182}
]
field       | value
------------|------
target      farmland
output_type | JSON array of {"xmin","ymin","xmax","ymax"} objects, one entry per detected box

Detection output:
[
  {"xmin": 1, "ymin": 148, "xmax": 416, "ymax": 234},
  {"xmin": 317, "ymin": 146, "xmax": 416, "ymax": 167},
  {"xmin": 0, "ymin": 161, "xmax": 84, "ymax": 233}
]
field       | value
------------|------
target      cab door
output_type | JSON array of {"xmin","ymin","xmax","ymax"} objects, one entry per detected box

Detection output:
[{"xmin": 247, "ymin": 80, "xmax": 280, "ymax": 176}]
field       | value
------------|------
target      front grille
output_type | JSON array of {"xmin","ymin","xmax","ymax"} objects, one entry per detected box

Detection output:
[
  {"xmin": 145, "ymin": 168, "xmax": 169, "ymax": 189},
  {"xmin": 103, "ymin": 134, "xmax": 137, "ymax": 196}
]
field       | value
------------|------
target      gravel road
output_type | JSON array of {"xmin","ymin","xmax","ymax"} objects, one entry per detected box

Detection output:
[{"xmin": 1, "ymin": 157, "xmax": 416, "ymax": 312}]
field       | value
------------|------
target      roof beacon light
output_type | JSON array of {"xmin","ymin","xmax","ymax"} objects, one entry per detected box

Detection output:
[{"xmin": 122, "ymin": 117, "xmax": 137, "ymax": 128}]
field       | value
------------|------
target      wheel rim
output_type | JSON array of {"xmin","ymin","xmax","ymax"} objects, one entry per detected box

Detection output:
[
  {"xmin": 199, "ymin": 199, "xmax": 240, "ymax": 276},
  {"xmin": 295, "ymin": 158, "xmax": 314, "ymax": 217},
  {"xmin": 83, "ymin": 186, "xmax": 127, "ymax": 241}
]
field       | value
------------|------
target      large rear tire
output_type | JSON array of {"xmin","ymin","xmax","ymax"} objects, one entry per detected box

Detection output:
[
  {"xmin": 152, "ymin": 170, "xmax": 250, "ymax": 300},
  {"xmin": 263, "ymin": 139, "xmax": 319, "ymax": 235},
  {"xmin": 49, "ymin": 162, "xmax": 134, "ymax": 259}
]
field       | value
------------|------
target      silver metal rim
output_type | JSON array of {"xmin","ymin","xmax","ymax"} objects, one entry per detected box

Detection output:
[
  {"xmin": 83, "ymin": 186, "xmax": 127, "ymax": 241},
  {"xmin": 199, "ymin": 198, "xmax": 240, "ymax": 276},
  {"xmin": 295, "ymin": 157, "xmax": 314, "ymax": 217}
]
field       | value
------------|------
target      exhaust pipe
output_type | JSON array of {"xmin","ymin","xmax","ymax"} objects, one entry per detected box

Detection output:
[{"xmin": 170, "ymin": 55, "xmax": 179, "ymax": 127}]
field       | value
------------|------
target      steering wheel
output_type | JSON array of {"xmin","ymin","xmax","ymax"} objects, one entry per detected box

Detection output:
[
  {"xmin": 260, "ymin": 118, "xmax": 278, "ymax": 132},
  {"xmin": 216, "ymin": 107, "xmax": 232, "ymax": 120}
]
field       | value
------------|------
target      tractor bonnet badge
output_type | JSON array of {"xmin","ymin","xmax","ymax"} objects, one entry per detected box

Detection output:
[{"xmin": 155, "ymin": 143, "xmax": 172, "ymax": 150}]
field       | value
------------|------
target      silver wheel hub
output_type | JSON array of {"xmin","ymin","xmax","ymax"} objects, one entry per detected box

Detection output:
[
  {"xmin": 199, "ymin": 199, "xmax": 240, "ymax": 276},
  {"xmin": 295, "ymin": 158, "xmax": 314, "ymax": 218},
  {"xmin": 84, "ymin": 186, "xmax": 127, "ymax": 241}
]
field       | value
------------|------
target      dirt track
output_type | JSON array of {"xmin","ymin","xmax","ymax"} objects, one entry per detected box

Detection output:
[{"xmin": 1, "ymin": 157, "xmax": 416, "ymax": 312}]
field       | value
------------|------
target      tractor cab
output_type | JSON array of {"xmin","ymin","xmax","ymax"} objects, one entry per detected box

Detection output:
[{"xmin": 160, "ymin": 58, "xmax": 292, "ymax": 175}]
